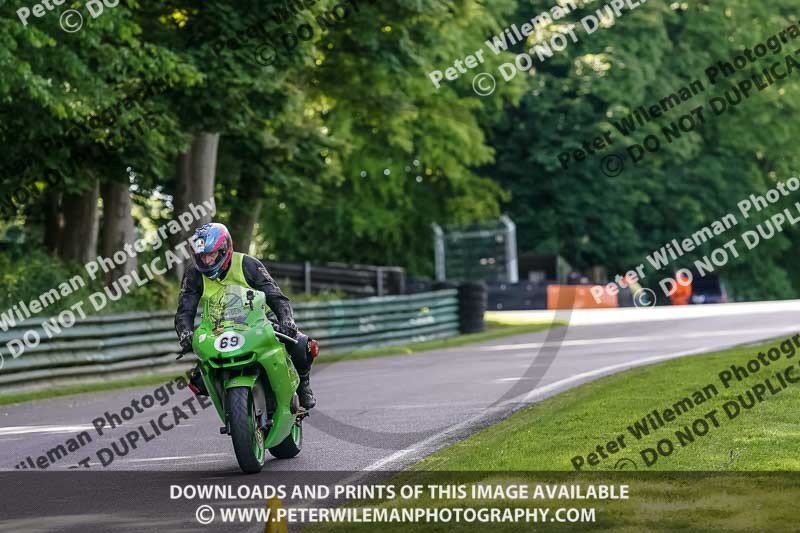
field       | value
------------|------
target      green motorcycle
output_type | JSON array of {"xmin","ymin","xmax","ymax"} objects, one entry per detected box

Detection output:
[{"xmin": 188, "ymin": 284, "xmax": 307, "ymax": 474}]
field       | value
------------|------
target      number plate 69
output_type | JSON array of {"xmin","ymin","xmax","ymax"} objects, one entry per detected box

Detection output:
[{"xmin": 214, "ymin": 332, "xmax": 245, "ymax": 352}]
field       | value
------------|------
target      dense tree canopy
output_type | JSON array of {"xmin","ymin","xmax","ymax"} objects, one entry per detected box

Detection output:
[
  {"xmin": 484, "ymin": 0, "xmax": 800, "ymax": 299},
  {"xmin": 1, "ymin": 0, "xmax": 798, "ymax": 304}
]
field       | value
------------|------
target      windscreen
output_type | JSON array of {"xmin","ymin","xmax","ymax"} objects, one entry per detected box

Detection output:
[{"xmin": 207, "ymin": 284, "xmax": 251, "ymax": 327}]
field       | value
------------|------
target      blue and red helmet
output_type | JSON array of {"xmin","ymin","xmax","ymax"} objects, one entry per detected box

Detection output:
[{"xmin": 190, "ymin": 223, "xmax": 233, "ymax": 280}]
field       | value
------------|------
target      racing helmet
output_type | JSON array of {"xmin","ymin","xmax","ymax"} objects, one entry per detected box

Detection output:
[{"xmin": 190, "ymin": 223, "xmax": 233, "ymax": 280}]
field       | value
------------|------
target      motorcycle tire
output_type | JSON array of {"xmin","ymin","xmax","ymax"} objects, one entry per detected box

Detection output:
[{"xmin": 228, "ymin": 387, "xmax": 266, "ymax": 474}]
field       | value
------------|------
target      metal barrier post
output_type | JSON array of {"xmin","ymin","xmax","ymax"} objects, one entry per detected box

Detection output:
[
  {"xmin": 304, "ymin": 261, "xmax": 311, "ymax": 295},
  {"xmin": 376, "ymin": 267, "xmax": 384, "ymax": 296}
]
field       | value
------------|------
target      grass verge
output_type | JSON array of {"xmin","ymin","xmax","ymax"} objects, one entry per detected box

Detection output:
[
  {"xmin": 303, "ymin": 336, "xmax": 800, "ymax": 533},
  {"xmin": 412, "ymin": 336, "xmax": 800, "ymax": 471},
  {"xmin": 0, "ymin": 319, "xmax": 560, "ymax": 406}
]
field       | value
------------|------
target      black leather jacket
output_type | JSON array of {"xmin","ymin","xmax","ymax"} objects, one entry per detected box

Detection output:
[{"xmin": 174, "ymin": 255, "xmax": 293, "ymax": 339}]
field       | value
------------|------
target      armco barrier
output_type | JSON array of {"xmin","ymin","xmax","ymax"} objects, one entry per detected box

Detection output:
[{"xmin": 0, "ymin": 290, "xmax": 459, "ymax": 393}]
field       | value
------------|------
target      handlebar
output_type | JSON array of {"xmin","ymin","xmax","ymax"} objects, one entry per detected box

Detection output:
[{"xmin": 177, "ymin": 323, "xmax": 298, "ymax": 359}]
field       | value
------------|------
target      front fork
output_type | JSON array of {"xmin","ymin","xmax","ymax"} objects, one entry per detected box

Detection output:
[
  {"xmin": 210, "ymin": 358, "xmax": 303, "ymax": 446},
  {"xmin": 251, "ymin": 381, "xmax": 270, "ymax": 430},
  {"xmin": 218, "ymin": 373, "xmax": 271, "ymax": 435}
]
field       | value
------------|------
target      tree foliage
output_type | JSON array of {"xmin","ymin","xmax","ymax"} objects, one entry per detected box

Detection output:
[
  {"xmin": 0, "ymin": 0, "xmax": 798, "ymax": 301},
  {"xmin": 484, "ymin": 0, "xmax": 800, "ymax": 298}
]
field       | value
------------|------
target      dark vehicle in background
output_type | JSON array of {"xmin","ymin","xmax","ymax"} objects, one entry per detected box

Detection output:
[{"xmin": 690, "ymin": 273, "xmax": 728, "ymax": 304}]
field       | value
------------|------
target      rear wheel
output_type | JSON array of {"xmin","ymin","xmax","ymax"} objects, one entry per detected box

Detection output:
[
  {"xmin": 228, "ymin": 387, "xmax": 266, "ymax": 474},
  {"xmin": 268, "ymin": 418, "xmax": 303, "ymax": 459}
]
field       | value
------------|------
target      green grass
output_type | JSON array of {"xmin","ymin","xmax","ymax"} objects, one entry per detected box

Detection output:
[
  {"xmin": 0, "ymin": 319, "xmax": 559, "ymax": 406},
  {"xmin": 413, "ymin": 337, "xmax": 800, "ymax": 472},
  {"xmin": 303, "ymin": 337, "xmax": 800, "ymax": 533}
]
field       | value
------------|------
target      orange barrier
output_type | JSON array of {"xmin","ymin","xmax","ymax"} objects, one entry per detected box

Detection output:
[{"xmin": 547, "ymin": 285, "xmax": 618, "ymax": 309}]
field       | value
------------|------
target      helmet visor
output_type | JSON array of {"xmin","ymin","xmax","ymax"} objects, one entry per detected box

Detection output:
[
  {"xmin": 193, "ymin": 246, "xmax": 227, "ymax": 275},
  {"xmin": 195, "ymin": 250, "xmax": 220, "ymax": 270}
]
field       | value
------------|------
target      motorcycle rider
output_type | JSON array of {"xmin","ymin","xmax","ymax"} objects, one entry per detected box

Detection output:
[{"xmin": 174, "ymin": 222, "xmax": 316, "ymax": 409}]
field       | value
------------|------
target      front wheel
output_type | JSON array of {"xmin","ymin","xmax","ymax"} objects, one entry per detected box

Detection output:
[
  {"xmin": 268, "ymin": 418, "xmax": 303, "ymax": 459},
  {"xmin": 228, "ymin": 387, "xmax": 266, "ymax": 474}
]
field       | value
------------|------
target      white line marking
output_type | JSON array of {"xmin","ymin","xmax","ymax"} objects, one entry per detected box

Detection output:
[
  {"xmin": 0, "ymin": 425, "xmax": 94, "ymax": 436},
  {"xmin": 487, "ymin": 300, "xmax": 800, "ymax": 326},
  {"xmin": 519, "ymin": 347, "xmax": 715, "ymax": 403},
  {"xmin": 115, "ymin": 453, "xmax": 227, "ymax": 463},
  {"xmin": 369, "ymin": 402, "xmax": 489, "ymax": 409},
  {"xmin": 357, "ymin": 346, "xmax": 716, "ymax": 473},
  {"xmin": 482, "ymin": 327, "xmax": 798, "ymax": 352}
]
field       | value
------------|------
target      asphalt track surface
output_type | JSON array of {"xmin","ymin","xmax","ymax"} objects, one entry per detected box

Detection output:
[
  {"xmin": 1, "ymin": 302, "xmax": 799, "ymax": 531},
  {"xmin": 2, "ymin": 302, "xmax": 800, "ymax": 474}
]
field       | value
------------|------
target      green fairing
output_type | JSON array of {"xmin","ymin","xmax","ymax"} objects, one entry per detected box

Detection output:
[{"xmin": 192, "ymin": 284, "xmax": 302, "ymax": 472}]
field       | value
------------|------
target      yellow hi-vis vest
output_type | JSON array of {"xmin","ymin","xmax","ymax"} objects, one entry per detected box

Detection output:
[{"xmin": 200, "ymin": 252, "xmax": 254, "ymax": 305}]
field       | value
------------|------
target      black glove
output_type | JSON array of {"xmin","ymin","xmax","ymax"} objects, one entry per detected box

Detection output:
[
  {"xmin": 279, "ymin": 318, "xmax": 298, "ymax": 339},
  {"xmin": 178, "ymin": 331, "xmax": 193, "ymax": 358}
]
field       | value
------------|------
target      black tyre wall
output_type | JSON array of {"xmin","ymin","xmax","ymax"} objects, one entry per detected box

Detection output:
[{"xmin": 458, "ymin": 281, "xmax": 487, "ymax": 334}]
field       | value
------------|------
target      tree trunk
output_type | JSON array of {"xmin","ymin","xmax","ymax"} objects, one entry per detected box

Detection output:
[
  {"xmin": 57, "ymin": 181, "xmax": 99, "ymax": 264},
  {"xmin": 100, "ymin": 180, "xmax": 137, "ymax": 283},
  {"xmin": 171, "ymin": 132, "xmax": 220, "ymax": 279},
  {"xmin": 229, "ymin": 170, "xmax": 264, "ymax": 254},
  {"xmin": 43, "ymin": 191, "xmax": 63, "ymax": 255}
]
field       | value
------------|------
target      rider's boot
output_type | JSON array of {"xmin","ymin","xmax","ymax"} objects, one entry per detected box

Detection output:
[{"xmin": 297, "ymin": 371, "xmax": 316, "ymax": 409}]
